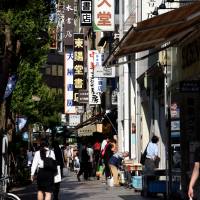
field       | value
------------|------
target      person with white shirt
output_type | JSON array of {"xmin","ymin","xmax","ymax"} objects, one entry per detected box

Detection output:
[
  {"xmin": 31, "ymin": 140, "xmax": 56, "ymax": 200},
  {"xmin": 145, "ymin": 135, "xmax": 159, "ymax": 171}
]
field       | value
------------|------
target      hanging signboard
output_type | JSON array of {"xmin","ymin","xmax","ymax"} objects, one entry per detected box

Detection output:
[
  {"xmin": 64, "ymin": 51, "xmax": 76, "ymax": 114},
  {"xmin": 94, "ymin": 66, "xmax": 116, "ymax": 78},
  {"xmin": 79, "ymin": 89, "xmax": 89, "ymax": 104},
  {"xmin": 94, "ymin": 53, "xmax": 106, "ymax": 93},
  {"xmin": 64, "ymin": 0, "xmax": 74, "ymax": 46},
  {"xmin": 88, "ymin": 50, "xmax": 101, "ymax": 104},
  {"xmin": 49, "ymin": 25, "xmax": 57, "ymax": 49},
  {"xmin": 94, "ymin": 0, "xmax": 115, "ymax": 32},
  {"xmin": 80, "ymin": 0, "xmax": 92, "ymax": 27},
  {"xmin": 73, "ymin": 33, "xmax": 84, "ymax": 103},
  {"xmin": 69, "ymin": 114, "xmax": 81, "ymax": 126}
]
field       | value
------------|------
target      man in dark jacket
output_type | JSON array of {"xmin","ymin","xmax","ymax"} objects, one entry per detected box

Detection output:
[{"xmin": 77, "ymin": 144, "xmax": 89, "ymax": 181}]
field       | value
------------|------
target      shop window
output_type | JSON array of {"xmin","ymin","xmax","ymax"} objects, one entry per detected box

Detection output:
[
  {"xmin": 51, "ymin": 88, "xmax": 57, "ymax": 94},
  {"xmin": 57, "ymin": 88, "xmax": 63, "ymax": 94},
  {"xmin": 57, "ymin": 65, "xmax": 63, "ymax": 76},
  {"xmin": 52, "ymin": 65, "xmax": 57, "ymax": 76},
  {"xmin": 45, "ymin": 67, "xmax": 51, "ymax": 75}
]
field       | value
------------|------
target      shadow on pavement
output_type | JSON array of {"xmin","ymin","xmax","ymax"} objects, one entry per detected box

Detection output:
[{"xmin": 119, "ymin": 195, "xmax": 164, "ymax": 200}]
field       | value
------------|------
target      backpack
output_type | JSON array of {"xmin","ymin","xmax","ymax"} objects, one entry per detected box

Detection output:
[{"xmin": 43, "ymin": 151, "xmax": 57, "ymax": 174}]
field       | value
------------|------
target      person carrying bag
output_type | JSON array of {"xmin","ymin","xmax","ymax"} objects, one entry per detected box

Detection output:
[{"xmin": 31, "ymin": 140, "xmax": 56, "ymax": 200}]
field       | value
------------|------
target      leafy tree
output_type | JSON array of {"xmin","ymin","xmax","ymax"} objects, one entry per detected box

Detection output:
[
  {"xmin": 11, "ymin": 60, "xmax": 62, "ymax": 130},
  {"xmin": 0, "ymin": 0, "xmax": 54, "ymax": 102},
  {"xmin": 0, "ymin": 0, "xmax": 62, "ymax": 130}
]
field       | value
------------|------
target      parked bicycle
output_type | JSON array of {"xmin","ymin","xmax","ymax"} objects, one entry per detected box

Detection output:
[{"xmin": 0, "ymin": 176, "xmax": 20, "ymax": 200}]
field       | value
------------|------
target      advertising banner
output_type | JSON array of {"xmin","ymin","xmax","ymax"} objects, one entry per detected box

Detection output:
[
  {"xmin": 64, "ymin": 0, "xmax": 74, "ymax": 46},
  {"xmin": 3, "ymin": 74, "xmax": 17, "ymax": 100},
  {"xmin": 79, "ymin": 89, "xmax": 89, "ymax": 104},
  {"xmin": 69, "ymin": 114, "xmax": 81, "ymax": 126},
  {"xmin": 49, "ymin": 25, "xmax": 57, "ymax": 49},
  {"xmin": 73, "ymin": 33, "xmax": 84, "ymax": 103},
  {"xmin": 80, "ymin": 0, "xmax": 92, "ymax": 27},
  {"xmin": 94, "ymin": 0, "xmax": 115, "ymax": 31},
  {"xmin": 64, "ymin": 52, "xmax": 76, "ymax": 114},
  {"xmin": 93, "ymin": 53, "xmax": 106, "ymax": 93},
  {"xmin": 88, "ymin": 50, "xmax": 101, "ymax": 104}
]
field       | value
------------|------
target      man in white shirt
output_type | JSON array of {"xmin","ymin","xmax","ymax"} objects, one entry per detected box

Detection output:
[{"xmin": 145, "ymin": 135, "xmax": 159, "ymax": 171}]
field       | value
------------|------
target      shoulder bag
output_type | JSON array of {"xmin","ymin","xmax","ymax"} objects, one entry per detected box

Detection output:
[{"xmin": 44, "ymin": 150, "xmax": 57, "ymax": 174}]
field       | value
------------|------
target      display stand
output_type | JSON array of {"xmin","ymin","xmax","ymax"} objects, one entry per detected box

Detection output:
[
  {"xmin": 122, "ymin": 162, "xmax": 143, "ymax": 189},
  {"xmin": 141, "ymin": 169, "xmax": 180, "ymax": 197}
]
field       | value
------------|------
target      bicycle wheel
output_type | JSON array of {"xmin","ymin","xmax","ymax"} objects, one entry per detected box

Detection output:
[{"xmin": 5, "ymin": 193, "xmax": 20, "ymax": 200}]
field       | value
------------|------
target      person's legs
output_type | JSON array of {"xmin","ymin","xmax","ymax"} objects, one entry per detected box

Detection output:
[
  {"xmin": 44, "ymin": 192, "xmax": 51, "ymax": 200},
  {"xmin": 66, "ymin": 157, "xmax": 70, "ymax": 169},
  {"xmin": 83, "ymin": 162, "xmax": 89, "ymax": 180},
  {"xmin": 77, "ymin": 162, "xmax": 84, "ymax": 181},
  {"xmin": 53, "ymin": 183, "xmax": 60, "ymax": 200},
  {"xmin": 104, "ymin": 162, "xmax": 111, "ymax": 179},
  {"xmin": 37, "ymin": 191, "xmax": 44, "ymax": 200},
  {"xmin": 109, "ymin": 164, "xmax": 119, "ymax": 186}
]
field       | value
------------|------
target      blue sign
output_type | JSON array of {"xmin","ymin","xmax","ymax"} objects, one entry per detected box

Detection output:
[{"xmin": 4, "ymin": 75, "xmax": 17, "ymax": 99}]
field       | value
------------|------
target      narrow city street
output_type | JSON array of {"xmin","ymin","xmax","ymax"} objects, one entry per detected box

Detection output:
[{"xmin": 11, "ymin": 171, "xmax": 164, "ymax": 200}]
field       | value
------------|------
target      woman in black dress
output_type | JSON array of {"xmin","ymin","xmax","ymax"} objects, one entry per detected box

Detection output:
[{"xmin": 31, "ymin": 140, "xmax": 56, "ymax": 200}]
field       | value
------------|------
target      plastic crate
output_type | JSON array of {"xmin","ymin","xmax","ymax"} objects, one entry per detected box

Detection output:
[
  {"xmin": 148, "ymin": 180, "xmax": 180, "ymax": 193},
  {"xmin": 131, "ymin": 176, "xmax": 142, "ymax": 190}
]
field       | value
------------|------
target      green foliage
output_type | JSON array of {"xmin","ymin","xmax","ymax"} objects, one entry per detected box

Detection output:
[
  {"xmin": 1, "ymin": 0, "xmax": 62, "ymax": 129},
  {"xmin": 11, "ymin": 60, "xmax": 61, "ymax": 128}
]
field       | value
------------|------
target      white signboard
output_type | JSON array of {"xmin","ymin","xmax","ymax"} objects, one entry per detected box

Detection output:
[
  {"xmin": 64, "ymin": 52, "xmax": 76, "ymax": 114},
  {"xmin": 94, "ymin": 66, "xmax": 116, "ymax": 78},
  {"xmin": 94, "ymin": 53, "xmax": 106, "ymax": 92},
  {"xmin": 94, "ymin": 0, "xmax": 115, "ymax": 31},
  {"xmin": 69, "ymin": 114, "xmax": 81, "ymax": 126},
  {"xmin": 88, "ymin": 50, "xmax": 101, "ymax": 104}
]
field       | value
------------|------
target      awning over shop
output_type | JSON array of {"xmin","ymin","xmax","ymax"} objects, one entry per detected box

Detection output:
[
  {"xmin": 105, "ymin": 2, "xmax": 200, "ymax": 64},
  {"xmin": 77, "ymin": 124, "xmax": 96, "ymax": 137},
  {"xmin": 75, "ymin": 113, "xmax": 104, "ymax": 129}
]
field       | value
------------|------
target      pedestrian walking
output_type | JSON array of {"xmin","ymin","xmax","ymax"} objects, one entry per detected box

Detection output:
[
  {"xmin": 77, "ymin": 144, "xmax": 89, "ymax": 181},
  {"xmin": 93, "ymin": 139, "xmax": 101, "ymax": 176},
  {"xmin": 188, "ymin": 146, "xmax": 200, "ymax": 200},
  {"xmin": 52, "ymin": 141, "xmax": 63, "ymax": 200},
  {"xmin": 64, "ymin": 144, "xmax": 72, "ymax": 170},
  {"xmin": 87, "ymin": 144, "xmax": 94, "ymax": 178},
  {"xmin": 31, "ymin": 140, "xmax": 56, "ymax": 200},
  {"xmin": 101, "ymin": 138, "xmax": 116, "ymax": 180}
]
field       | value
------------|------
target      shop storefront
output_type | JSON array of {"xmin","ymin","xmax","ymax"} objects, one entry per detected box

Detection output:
[
  {"xmin": 103, "ymin": 2, "xmax": 200, "ymax": 196},
  {"xmin": 168, "ymin": 35, "xmax": 200, "ymax": 192}
]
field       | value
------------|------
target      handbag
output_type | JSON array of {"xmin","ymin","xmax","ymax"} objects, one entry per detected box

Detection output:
[
  {"xmin": 140, "ymin": 143, "xmax": 149, "ymax": 165},
  {"xmin": 154, "ymin": 156, "xmax": 160, "ymax": 168},
  {"xmin": 54, "ymin": 165, "xmax": 61, "ymax": 183},
  {"xmin": 44, "ymin": 150, "xmax": 57, "ymax": 174}
]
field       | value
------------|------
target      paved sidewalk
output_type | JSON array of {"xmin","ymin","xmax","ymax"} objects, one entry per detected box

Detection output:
[{"xmin": 11, "ymin": 171, "xmax": 164, "ymax": 200}]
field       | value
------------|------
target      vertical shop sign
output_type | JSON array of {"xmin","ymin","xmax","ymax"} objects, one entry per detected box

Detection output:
[
  {"xmin": 94, "ymin": 53, "xmax": 106, "ymax": 93},
  {"xmin": 80, "ymin": 0, "xmax": 92, "ymax": 27},
  {"xmin": 73, "ymin": 33, "xmax": 84, "ymax": 103},
  {"xmin": 94, "ymin": 0, "xmax": 114, "ymax": 31},
  {"xmin": 64, "ymin": 52, "xmax": 76, "ymax": 114},
  {"xmin": 88, "ymin": 50, "xmax": 101, "ymax": 104},
  {"xmin": 49, "ymin": 25, "xmax": 57, "ymax": 49},
  {"xmin": 64, "ymin": 0, "xmax": 74, "ymax": 46}
]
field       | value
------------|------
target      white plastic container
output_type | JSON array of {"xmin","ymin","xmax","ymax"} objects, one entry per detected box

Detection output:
[{"xmin": 107, "ymin": 177, "xmax": 114, "ymax": 187}]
